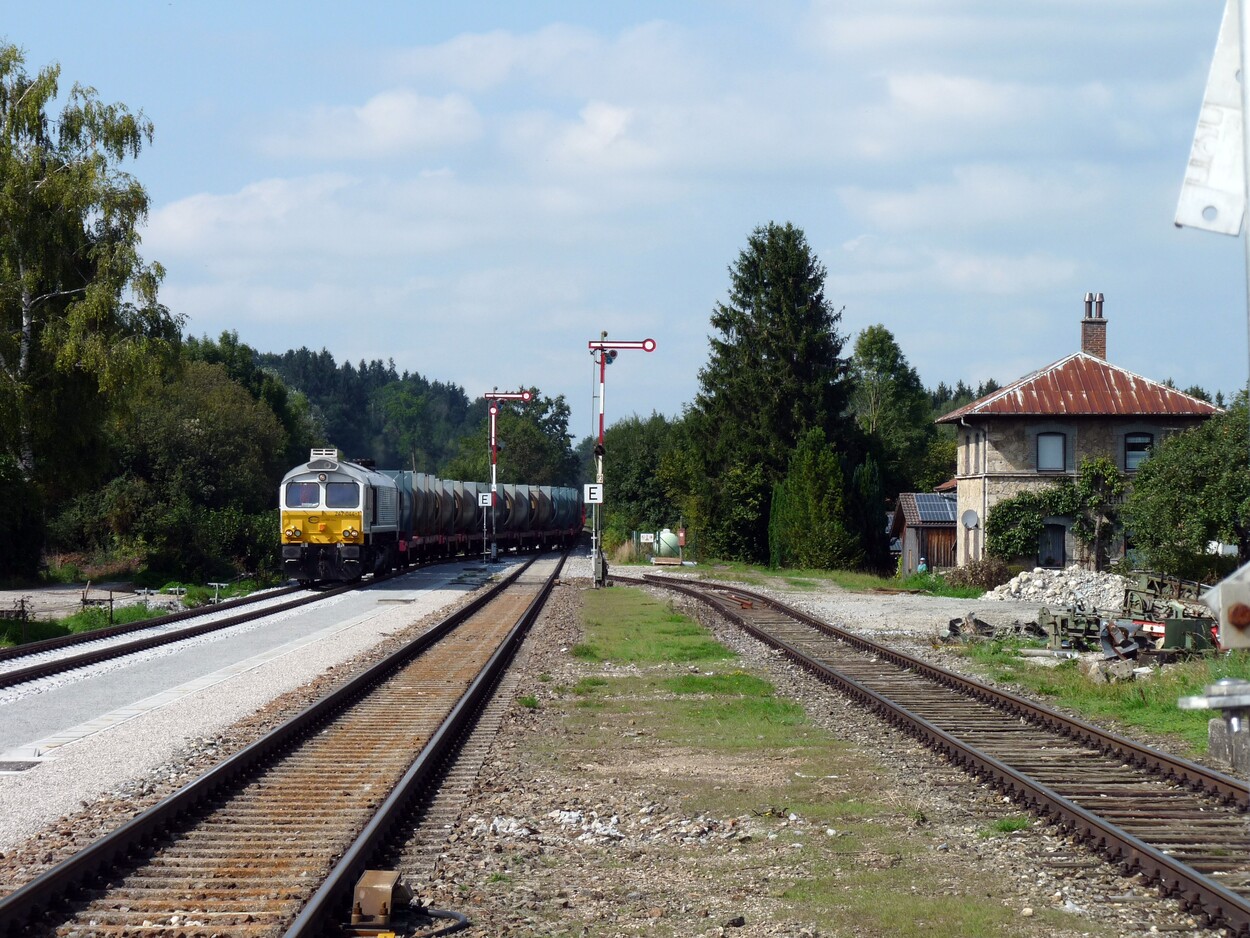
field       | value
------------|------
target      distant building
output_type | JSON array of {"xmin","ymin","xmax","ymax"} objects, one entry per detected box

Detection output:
[
  {"xmin": 890, "ymin": 492, "xmax": 957, "ymax": 575},
  {"xmin": 937, "ymin": 294, "xmax": 1219, "ymax": 569}
]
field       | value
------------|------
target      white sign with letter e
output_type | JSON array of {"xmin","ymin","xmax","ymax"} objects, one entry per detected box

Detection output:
[{"xmin": 584, "ymin": 484, "xmax": 604, "ymax": 504}]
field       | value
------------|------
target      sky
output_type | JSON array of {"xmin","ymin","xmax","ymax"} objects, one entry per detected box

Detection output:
[{"xmin": 5, "ymin": 1, "xmax": 1246, "ymax": 441}]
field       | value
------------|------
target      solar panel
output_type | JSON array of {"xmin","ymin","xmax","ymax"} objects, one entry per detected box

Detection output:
[{"xmin": 913, "ymin": 493, "xmax": 957, "ymax": 523}]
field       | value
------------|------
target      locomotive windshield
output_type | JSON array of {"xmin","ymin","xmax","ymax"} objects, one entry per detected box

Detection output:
[
  {"xmin": 326, "ymin": 481, "xmax": 360, "ymax": 508},
  {"xmin": 285, "ymin": 482, "xmax": 320, "ymax": 508}
]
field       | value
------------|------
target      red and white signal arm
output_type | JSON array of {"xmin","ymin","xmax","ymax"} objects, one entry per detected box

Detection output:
[{"xmin": 584, "ymin": 483, "xmax": 604, "ymax": 504}]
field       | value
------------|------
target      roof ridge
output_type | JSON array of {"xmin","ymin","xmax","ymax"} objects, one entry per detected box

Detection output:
[{"xmin": 936, "ymin": 351, "xmax": 1221, "ymax": 422}]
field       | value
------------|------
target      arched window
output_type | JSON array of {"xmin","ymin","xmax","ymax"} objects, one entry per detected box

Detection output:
[
  {"xmin": 1125, "ymin": 433, "xmax": 1153, "ymax": 471},
  {"xmin": 1037, "ymin": 432, "xmax": 1065, "ymax": 472}
]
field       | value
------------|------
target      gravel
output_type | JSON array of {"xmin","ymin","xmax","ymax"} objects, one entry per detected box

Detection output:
[
  {"xmin": 0, "ymin": 561, "xmax": 522, "ymax": 855},
  {"xmin": 0, "ymin": 557, "xmax": 1228, "ymax": 936}
]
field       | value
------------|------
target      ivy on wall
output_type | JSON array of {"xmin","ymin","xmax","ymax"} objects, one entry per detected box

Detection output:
[
  {"xmin": 984, "ymin": 484, "xmax": 1078, "ymax": 559},
  {"xmin": 984, "ymin": 456, "xmax": 1126, "ymax": 568}
]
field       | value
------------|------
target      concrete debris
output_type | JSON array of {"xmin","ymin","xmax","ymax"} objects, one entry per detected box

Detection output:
[
  {"xmin": 946, "ymin": 613, "xmax": 1046, "ymax": 642},
  {"xmin": 983, "ymin": 564, "xmax": 1125, "ymax": 613},
  {"xmin": 1076, "ymin": 656, "xmax": 1138, "ymax": 684}
]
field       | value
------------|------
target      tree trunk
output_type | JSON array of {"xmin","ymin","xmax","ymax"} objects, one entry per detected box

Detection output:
[{"xmin": 17, "ymin": 282, "xmax": 35, "ymax": 481}]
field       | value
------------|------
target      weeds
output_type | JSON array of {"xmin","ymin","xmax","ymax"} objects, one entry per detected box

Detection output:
[
  {"xmin": 951, "ymin": 641, "xmax": 1250, "ymax": 751},
  {"xmin": 983, "ymin": 815, "xmax": 1032, "ymax": 837}
]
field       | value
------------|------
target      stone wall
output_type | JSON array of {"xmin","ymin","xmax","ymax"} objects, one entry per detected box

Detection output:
[{"xmin": 954, "ymin": 415, "xmax": 1207, "ymax": 567}]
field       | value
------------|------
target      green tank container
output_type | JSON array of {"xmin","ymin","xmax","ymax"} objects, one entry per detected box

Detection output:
[{"xmin": 657, "ymin": 528, "xmax": 680, "ymax": 557}]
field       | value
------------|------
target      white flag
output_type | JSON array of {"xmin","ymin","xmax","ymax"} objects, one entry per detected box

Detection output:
[{"xmin": 1176, "ymin": 0, "xmax": 1244, "ymax": 236}]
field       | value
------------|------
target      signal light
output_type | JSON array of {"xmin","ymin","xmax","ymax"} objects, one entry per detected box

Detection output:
[{"xmin": 606, "ymin": 350, "xmax": 618, "ymax": 363}]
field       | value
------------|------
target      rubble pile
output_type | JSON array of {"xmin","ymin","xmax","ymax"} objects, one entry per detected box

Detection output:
[{"xmin": 983, "ymin": 564, "xmax": 1125, "ymax": 612}]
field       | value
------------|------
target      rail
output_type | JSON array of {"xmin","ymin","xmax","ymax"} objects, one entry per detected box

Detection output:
[{"xmin": 624, "ymin": 573, "xmax": 1250, "ymax": 935}]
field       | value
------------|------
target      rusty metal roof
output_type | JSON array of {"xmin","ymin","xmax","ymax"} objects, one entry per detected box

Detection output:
[{"xmin": 936, "ymin": 353, "xmax": 1221, "ymax": 422}]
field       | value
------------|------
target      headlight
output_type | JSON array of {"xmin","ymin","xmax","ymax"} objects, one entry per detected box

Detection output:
[
  {"xmin": 284, "ymin": 528, "xmax": 302, "ymax": 539},
  {"xmin": 343, "ymin": 527, "xmax": 358, "ymax": 539}
]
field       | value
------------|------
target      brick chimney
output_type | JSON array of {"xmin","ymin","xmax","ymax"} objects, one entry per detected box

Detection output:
[{"xmin": 1081, "ymin": 291, "xmax": 1107, "ymax": 359}]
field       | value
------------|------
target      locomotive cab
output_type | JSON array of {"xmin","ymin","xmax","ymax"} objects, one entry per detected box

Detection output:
[{"xmin": 280, "ymin": 449, "xmax": 402, "ymax": 582}]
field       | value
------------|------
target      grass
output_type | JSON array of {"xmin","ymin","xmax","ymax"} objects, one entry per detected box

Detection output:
[
  {"xmin": 500, "ymin": 585, "xmax": 1111, "ymax": 938},
  {"xmin": 0, "ymin": 601, "xmax": 167, "ymax": 647},
  {"xmin": 572, "ymin": 676, "xmax": 608, "ymax": 695},
  {"xmin": 575, "ymin": 588, "xmax": 736, "ymax": 665},
  {"xmin": 0, "ymin": 577, "xmax": 265, "ymax": 648},
  {"xmin": 661, "ymin": 671, "xmax": 774, "ymax": 697},
  {"xmin": 691, "ymin": 561, "xmax": 984, "ymax": 598},
  {"xmin": 951, "ymin": 638, "xmax": 1250, "ymax": 751},
  {"xmin": 985, "ymin": 815, "xmax": 1033, "ymax": 836}
]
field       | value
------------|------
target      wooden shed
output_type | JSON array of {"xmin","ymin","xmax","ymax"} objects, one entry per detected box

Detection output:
[{"xmin": 890, "ymin": 492, "xmax": 958, "ymax": 575}]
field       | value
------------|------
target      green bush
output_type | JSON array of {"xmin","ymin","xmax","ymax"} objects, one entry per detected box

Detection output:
[
  {"xmin": 0, "ymin": 457, "xmax": 44, "ymax": 579},
  {"xmin": 945, "ymin": 556, "xmax": 1011, "ymax": 590}
]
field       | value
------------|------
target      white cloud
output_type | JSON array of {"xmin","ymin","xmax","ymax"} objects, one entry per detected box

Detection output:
[
  {"xmin": 929, "ymin": 249, "xmax": 1077, "ymax": 294},
  {"xmin": 508, "ymin": 101, "xmax": 661, "ymax": 176},
  {"xmin": 135, "ymin": 3, "xmax": 1241, "ymax": 422},
  {"xmin": 838, "ymin": 164, "xmax": 1111, "ymax": 233},
  {"xmin": 261, "ymin": 89, "xmax": 482, "ymax": 159},
  {"xmin": 828, "ymin": 235, "xmax": 1077, "ymax": 299},
  {"xmin": 388, "ymin": 21, "xmax": 701, "ymax": 100},
  {"xmin": 388, "ymin": 24, "xmax": 603, "ymax": 92}
]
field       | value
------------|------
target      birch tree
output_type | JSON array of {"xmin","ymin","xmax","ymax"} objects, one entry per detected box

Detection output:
[{"xmin": 0, "ymin": 44, "xmax": 180, "ymax": 488}]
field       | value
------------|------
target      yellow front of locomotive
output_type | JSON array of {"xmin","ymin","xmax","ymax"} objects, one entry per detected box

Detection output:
[{"xmin": 279, "ymin": 452, "xmax": 366, "ymax": 582}]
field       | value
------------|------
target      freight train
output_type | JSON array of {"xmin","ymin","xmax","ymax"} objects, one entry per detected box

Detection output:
[{"xmin": 279, "ymin": 448, "xmax": 582, "ymax": 583}]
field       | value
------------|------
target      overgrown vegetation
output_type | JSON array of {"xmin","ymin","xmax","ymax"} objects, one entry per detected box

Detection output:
[
  {"xmin": 686, "ymin": 562, "xmax": 985, "ymax": 598},
  {"xmin": 951, "ymin": 638, "xmax": 1250, "ymax": 751},
  {"xmin": 0, "ymin": 601, "xmax": 165, "ymax": 647},
  {"xmin": 499, "ymin": 585, "xmax": 1094, "ymax": 937},
  {"xmin": 576, "ymin": 588, "xmax": 734, "ymax": 665},
  {"xmin": 944, "ymin": 556, "xmax": 1012, "ymax": 591},
  {"xmin": 1124, "ymin": 398, "xmax": 1250, "ymax": 575}
]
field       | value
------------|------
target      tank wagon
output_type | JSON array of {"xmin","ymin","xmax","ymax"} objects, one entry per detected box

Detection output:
[{"xmin": 279, "ymin": 448, "xmax": 583, "ymax": 583}]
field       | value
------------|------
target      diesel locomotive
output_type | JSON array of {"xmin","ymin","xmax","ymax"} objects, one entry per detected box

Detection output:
[{"xmin": 279, "ymin": 448, "xmax": 582, "ymax": 583}]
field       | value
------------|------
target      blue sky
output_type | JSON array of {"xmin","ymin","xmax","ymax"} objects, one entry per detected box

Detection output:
[{"xmin": 5, "ymin": 1, "xmax": 1244, "ymax": 440}]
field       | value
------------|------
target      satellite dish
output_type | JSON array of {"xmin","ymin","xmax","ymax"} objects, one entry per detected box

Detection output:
[{"xmin": 961, "ymin": 509, "xmax": 980, "ymax": 530}]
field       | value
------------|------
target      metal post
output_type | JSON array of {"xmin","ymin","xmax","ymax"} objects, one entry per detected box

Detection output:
[
  {"xmin": 586, "ymin": 334, "xmax": 657, "ymax": 587},
  {"xmin": 490, "ymin": 402, "xmax": 498, "ymax": 561},
  {"xmin": 1240, "ymin": 0, "xmax": 1250, "ymax": 450},
  {"xmin": 1180, "ymin": 677, "xmax": 1250, "ymax": 776},
  {"xmin": 483, "ymin": 388, "xmax": 533, "ymax": 563}
]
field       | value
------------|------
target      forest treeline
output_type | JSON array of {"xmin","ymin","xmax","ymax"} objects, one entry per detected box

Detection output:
[{"xmin": 2, "ymin": 46, "xmax": 1245, "ymax": 585}]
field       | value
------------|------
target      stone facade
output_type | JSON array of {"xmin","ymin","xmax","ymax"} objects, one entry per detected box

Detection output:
[{"xmin": 953, "ymin": 415, "xmax": 1207, "ymax": 568}]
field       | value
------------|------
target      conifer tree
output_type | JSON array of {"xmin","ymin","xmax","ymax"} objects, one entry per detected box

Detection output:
[{"xmin": 694, "ymin": 222, "xmax": 853, "ymax": 561}]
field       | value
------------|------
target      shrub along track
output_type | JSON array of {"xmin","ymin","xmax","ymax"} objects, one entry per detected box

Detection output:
[
  {"xmin": 624, "ymin": 573, "xmax": 1250, "ymax": 936},
  {"xmin": 0, "ymin": 554, "xmax": 564, "ymax": 937}
]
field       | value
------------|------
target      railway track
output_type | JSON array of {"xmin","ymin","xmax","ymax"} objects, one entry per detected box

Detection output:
[
  {"xmin": 0, "ymin": 557, "xmax": 489, "ymax": 690},
  {"xmin": 626, "ymin": 573, "xmax": 1250, "ymax": 936},
  {"xmin": 0, "ymin": 553, "xmax": 565, "ymax": 937},
  {"xmin": 0, "ymin": 583, "xmax": 344, "ymax": 690},
  {"xmin": 0, "ymin": 584, "xmax": 305, "ymax": 664}
]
